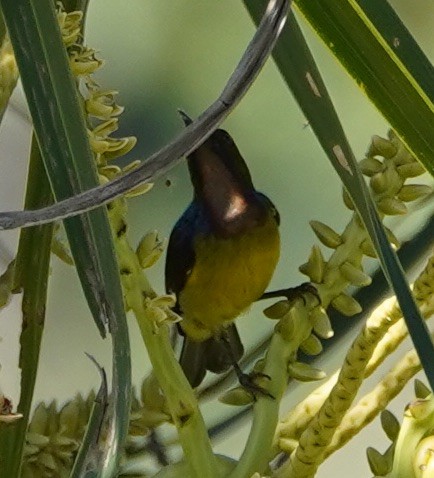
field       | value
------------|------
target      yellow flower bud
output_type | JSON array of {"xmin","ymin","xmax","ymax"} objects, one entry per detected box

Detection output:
[
  {"xmin": 415, "ymin": 379, "xmax": 431, "ymax": 399},
  {"xmin": 152, "ymin": 294, "xmax": 176, "ymax": 309},
  {"xmin": 360, "ymin": 238, "xmax": 377, "ymax": 258},
  {"xmin": 69, "ymin": 55, "xmax": 102, "ymax": 76},
  {"xmin": 331, "ymin": 293, "xmax": 362, "ymax": 316},
  {"xmin": 263, "ymin": 300, "xmax": 290, "ymax": 319},
  {"xmin": 359, "ymin": 156, "xmax": 384, "ymax": 176},
  {"xmin": 122, "ymin": 160, "xmax": 141, "ymax": 173},
  {"xmin": 377, "ymin": 197, "xmax": 407, "ymax": 215},
  {"xmin": 342, "ymin": 187, "xmax": 355, "ymax": 210},
  {"xmin": 299, "ymin": 245, "xmax": 325, "ymax": 283},
  {"xmin": 300, "ymin": 334, "xmax": 322, "ymax": 355},
  {"xmin": 384, "ymin": 227, "xmax": 400, "ymax": 249},
  {"xmin": 89, "ymin": 134, "xmax": 110, "ymax": 154},
  {"xmin": 311, "ymin": 307, "xmax": 333, "ymax": 339},
  {"xmin": 380, "ymin": 410, "xmax": 400, "ymax": 442},
  {"xmin": 278, "ymin": 437, "xmax": 299, "ymax": 454},
  {"xmin": 104, "ymin": 136, "xmax": 137, "ymax": 160},
  {"xmin": 219, "ymin": 387, "xmax": 255, "ymax": 406},
  {"xmin": 366, "ymin": 447, "xmax": 391, "ymax": 476},
  {"xmin": 406, "ymin": 397, "xmax": 434, "ymax": 420},
  {"xmin": 287, "ymin": 361, "xmax": 326, "ymax": 382},
  {"xmin": 398, "ymin": 184, "xmax": 432, "ymax": 202},
  {"xmin": 310, "ymin": 220, "xmax": 342, "ymax": 248},
  {"xmin": 136, "ymin": 231, "xmax": 165, "ymax": 269},
  {"xmin": 340, "ymin": 261, "xmax": 372, "ymax": 287},
  {"xmin": 126, "ymin": 183, "xmax": 153, "ymax": 198},
  {"xmin": 368, "ymin": 135, "xmax": 397, "ymax": 159},
  {"xmin": 370, "ymin": 171, "xmax": 389, "ymax": 194},
  {"xmin": 92, "ymin": 118, "xmax": 119, "ymax": 137},
  {"xmin": 397, "ymin": 162, "xmax": 426, "ymax": 178}
]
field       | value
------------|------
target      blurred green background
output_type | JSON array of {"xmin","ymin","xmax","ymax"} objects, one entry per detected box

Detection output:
[{"xmin": 1, "ymin": 1, "xmax": 433, "ymax": 476}]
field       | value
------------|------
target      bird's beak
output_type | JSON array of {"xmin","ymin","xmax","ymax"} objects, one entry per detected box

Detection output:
[{"xmin": 178, "ymin": 109, "xmax": 193, "ymax": 126}]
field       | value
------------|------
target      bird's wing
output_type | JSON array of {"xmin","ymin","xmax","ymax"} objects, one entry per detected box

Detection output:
[{"xmin": 165, "ymin": 202, "xmax": 201, "ymax": 311}]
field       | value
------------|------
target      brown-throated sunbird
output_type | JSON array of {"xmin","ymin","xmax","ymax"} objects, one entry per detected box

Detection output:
[{"xmin": 165, "ymin": 113, "xmax": 280, "ymax": 388}]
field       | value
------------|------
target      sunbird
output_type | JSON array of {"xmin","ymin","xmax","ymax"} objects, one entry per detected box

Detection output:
[{"xmin": 165, "ymin": 113, "xmax": 280, "ymax": 387}]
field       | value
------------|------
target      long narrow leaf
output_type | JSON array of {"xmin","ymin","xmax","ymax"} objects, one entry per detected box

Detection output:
[
  {"xmin": 3, "ymin": 0, "xmax": 109, "ymax": 337},
  {"xmin": 294, "ymin": 0, "xmax": 434, "ymax": 177},
  {"xmin": 71, "ymin": 354, "xmax": 108, "ymax": 478},
  {"xmin": 0, "ymin": 0, "xmax": 131, "ymax": 475},
  {"xmin": 244, "ymin": 2, "xmax": 434, "ymax": 390},
  {"xmin": 0, "ymin": 138, "xmax": 53, "ymax": 477},
  {"xmin": 355, "ymin": 0, "xmax": 434, "ymax": 103}
]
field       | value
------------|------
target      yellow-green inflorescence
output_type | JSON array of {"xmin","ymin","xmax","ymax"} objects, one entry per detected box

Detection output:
[
  {"xmin": 273, "ymin": 131, "xmax": 433, "ymax": 478},
  {"xmin": 23, "ymin": 395, "xmax": 95, "ymax": 478},
  {"xmin": 300, "ymin": 130, "xmax": 430, "ymax": 317},
  {"xmin": 274, "ymin": 252, "xmax": 434, "ymax": 477}
]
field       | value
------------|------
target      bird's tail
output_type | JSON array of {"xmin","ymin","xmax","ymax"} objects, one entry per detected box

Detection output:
[{"xmin": 179, "ymin": 323, "xmax": 244, "ymax": 388}]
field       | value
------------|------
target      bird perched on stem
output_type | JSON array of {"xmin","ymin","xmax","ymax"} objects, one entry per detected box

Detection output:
[{"xmin": 165, "ymin": 112, "xmax": 280, "ymax": 389}]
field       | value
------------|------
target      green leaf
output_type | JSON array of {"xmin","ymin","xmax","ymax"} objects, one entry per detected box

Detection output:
[
  {"xmin": 71, "ymin": 354, "xmax": 108, "ymax": 478},
  {"xmin": 0, "ymin": 138, "xmax": 53, "ymax": 477},
  {"xmin": 0, "ymin": 0, "xmax": 131, "ymax": 475},
  {"xmin": 355, "ymin": 0, "xmax": 434, "ymax": 103},
  {"xmin": 3, "ymin": 0, "xmax": 109, "ymax": 337},
  {"xmin": 293, "ymin": 0, "xmax": 434, "ymax": 177}
]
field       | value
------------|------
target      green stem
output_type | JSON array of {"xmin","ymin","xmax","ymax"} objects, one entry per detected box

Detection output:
[
  {"xmin": 111, "ymin": 201, "xmax": 219, "ymax": 478},
  {"xmin": 0, "ymin": 138, "xmax": 53, "ymax": 476},
  {"xmin": 229, "ymin": 306, "xmax": 312, "ymax": 478}
]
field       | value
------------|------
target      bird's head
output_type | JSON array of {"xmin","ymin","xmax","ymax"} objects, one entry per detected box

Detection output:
[{"xmin": 178, "ymin": 111, "xmax": 254, "ymax": 192}]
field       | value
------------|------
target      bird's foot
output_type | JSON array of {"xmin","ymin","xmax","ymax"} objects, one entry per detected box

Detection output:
[
  {"xmin": 261, "ymin": 282, "xmax": 320, "ymax": 307},
  {"xmin": 284, "ymin": 282, "xmax": 320, "ymax": 306},
  {"xmin": 232, "ymin": 363, "xmax": 274, "ymax": 400}
]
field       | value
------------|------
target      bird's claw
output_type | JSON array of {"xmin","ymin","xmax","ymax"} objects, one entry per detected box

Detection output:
[
  {"xmin": 283, "ymin": 282, "xmax": 321, "ymax": 307},
  {"xmin": 236, "ymin": 369, "xmax": 274, "ymax": 401}
]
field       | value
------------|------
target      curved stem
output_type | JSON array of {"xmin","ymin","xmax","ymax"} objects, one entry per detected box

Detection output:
[
  {"xmin": 0, "ymin": 0, "xmax": 290, "ymax": 230},
  {"xmin": 229, "ymin": 306, "xmax": 312, "ymax": 478}
]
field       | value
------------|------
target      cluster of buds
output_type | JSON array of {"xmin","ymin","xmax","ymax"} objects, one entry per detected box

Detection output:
[
  {"xmin": 367, "ymin": 380, "xmax": 434, "ymax": 477},
  {"xmin": 22, "ymin": 378, "xmax": 172, "ymax": 478},
  {"xmin": 57, "ymin": 5, "xmax": 148, "ymax": 198},
  {"xmin": 23, "ymin": 395, "xmax": 94, "ymax": 478},
  {"xmin": 52, "ymin": 6, "xmax": 153, "ymax": 266},
  {"xmin": 301, "ymin": 131, "xmax": 431, "ymax": 319}
]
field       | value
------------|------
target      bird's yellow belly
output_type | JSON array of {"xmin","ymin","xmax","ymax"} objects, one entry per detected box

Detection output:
[{"xmin": 179, "ymin": 216, "xmax": 280, "ymax": 341}]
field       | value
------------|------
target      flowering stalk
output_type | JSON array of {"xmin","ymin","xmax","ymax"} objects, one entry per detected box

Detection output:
[
  {"xmin": 275, "ymin": 252, "xmax": 434, "ymax": 461},
  {"xmin": 274, "ymin": 131, "xmax": 432, "ymax": 478}
]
